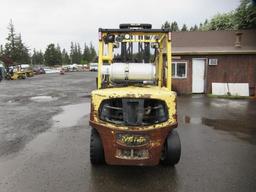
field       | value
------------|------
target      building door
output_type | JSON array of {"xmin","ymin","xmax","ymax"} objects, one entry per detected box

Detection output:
[{"xmin": 192, "ymin": 59, "xmax": 205, "ymax": 93}]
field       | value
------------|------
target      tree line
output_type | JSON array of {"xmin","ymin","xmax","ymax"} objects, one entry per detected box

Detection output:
[
  {"xmin": 162, "ymin": 0, "xmax": 256, "ymax": 31},
  {"xmin": 33, "ymin": 42, "xmax": 97, "ymax": 66},
  {"xmin": 0, "ymin": 21, "xmax": 30, "ymax": 65},
  {"xmin": 0, "ymin": 20, "xmax": 97, "ymax": 66},
  {"xmin": 0, "ymin": 0, "xmax": 255, "ymax": 66}
]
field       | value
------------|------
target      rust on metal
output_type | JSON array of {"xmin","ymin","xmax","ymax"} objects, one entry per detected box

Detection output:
[{"xmin": 90, "ymin": 120, "xmax": 177, "ymax": 166}]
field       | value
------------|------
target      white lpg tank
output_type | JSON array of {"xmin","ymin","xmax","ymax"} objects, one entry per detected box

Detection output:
[{"xmin": 106, "ymin": 63, "xmax": 155, "ymax": 82}]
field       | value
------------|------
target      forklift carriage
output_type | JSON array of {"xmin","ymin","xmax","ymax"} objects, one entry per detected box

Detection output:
[{"xmin": 90, "ymin": 24, "xmax": 181, "ymax": 166}]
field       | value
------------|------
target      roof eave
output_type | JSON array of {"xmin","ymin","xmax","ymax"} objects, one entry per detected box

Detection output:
[{"xmin": 172, "ymin": 50, "xmax": 256, "ymax": 56}]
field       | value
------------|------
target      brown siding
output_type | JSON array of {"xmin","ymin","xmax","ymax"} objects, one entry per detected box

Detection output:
[
  {"xmin": 172, "ymin": 55, "xmax": 256, "ymax": 96},
  {"xmin": 172, "ymin": 58, "xmax": 192, "ymax": 94},
  {"xmin": 206, "ymin": 55, "xmax": 256, "ymax": 95}
]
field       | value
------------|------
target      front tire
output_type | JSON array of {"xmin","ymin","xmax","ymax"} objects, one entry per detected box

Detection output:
[
  {"xmin": 161, "ymin": 130, "xmax": 181, "ymax": 166},
  {"xmin": 90, "ymin": 128, "xmax": 105, "ymax": 165}
]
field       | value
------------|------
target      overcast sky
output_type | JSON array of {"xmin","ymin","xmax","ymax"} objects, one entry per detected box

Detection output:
[{"xmin": 0, "ymin": 0, "xmax": 240, "ymax": 52}]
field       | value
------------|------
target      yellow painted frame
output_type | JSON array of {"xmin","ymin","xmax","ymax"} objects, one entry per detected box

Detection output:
[{"xmin": 97, "ymin": 31, "xmax": 172, "ymax": 90}]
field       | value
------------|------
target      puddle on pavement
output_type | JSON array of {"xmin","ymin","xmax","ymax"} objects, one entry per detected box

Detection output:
[
  {"xmin": 201, "ymin": 117, "xmax": 256, "ymax": 135},
  {"xmin": 53, "ymin": 102, "xmax": 90, "ymax": 128},
  {"xmin": 0, "ymin": 102, "xmax": 91, "ymax": 178},
  {"xmin": 184, "ymin": 115, "xmax": 255, "ymax": 134},
  {"xmin": 183, "ymin": 115, "xmax": 256, "ymax": 144},
  {"xmin": 209, "ymin": 100, "xmax": 249, "ymax": 110},
  {"xmin": 30, "ymin": 96, "xmax": 58, "ymax": 102}
]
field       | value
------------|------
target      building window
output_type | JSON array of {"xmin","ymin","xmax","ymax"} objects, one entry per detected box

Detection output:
[
  {"xmin": 172, "ymin": 62, "xmax": 187, "ymax": 78},
  {"xmin": 209, "ymin": 58, "xmax": 218, "ymax": 66}
]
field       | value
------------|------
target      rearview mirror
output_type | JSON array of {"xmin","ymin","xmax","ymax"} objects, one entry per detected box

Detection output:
[{"xmin": 104, "ymin": 34, "xmax": 115, "ymax": 43}]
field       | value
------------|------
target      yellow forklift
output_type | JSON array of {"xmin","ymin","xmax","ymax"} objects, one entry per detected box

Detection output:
[
  {"xmin": 22, "ymin": 66, "xmax": 34, "ymax": 77},
  {"xmin": 6, "ymin": 65, "xmax": 27, "ymax": 80},
  {"xmin": 90, "ymin": 24, "xmax": 181, "ymax": 166}
]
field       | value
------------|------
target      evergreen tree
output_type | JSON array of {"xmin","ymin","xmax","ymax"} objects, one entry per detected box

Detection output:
[
  {"xmin": 73, "ymin": 43, "xmax": 78, "ymax": 63},
  {"xmin": 199, "ymin": 23, "xmax": 203, "ymax": 31},
  {"xmin": 44, "ymin": 44, "xmax": 62, "ymax": 66},
  {"xmin": 70, "ymin": 42, "xmax": 82, "ymax": 64},
  {"xmin": 77, "ymin": 43, "xmax": 82, "ymax": 63},
  {"xmin": 181, "ymin": 24, "xmax": 188, "ymax": 31},
  {"xmin": 82, "ymin": 43, "xmax": 90, "ymax": 64},
  {"xmin": 190, "ymin": 24, "xmax": 199, "ymax": 31},
  {"xmin": 162, "ymin": 21, "xmax": 179, "ymax": 31},
  {"xmin": 32, "ymin": 49, "xmax": 44, "ymax": 65},
  {"xmin": 194, "ymin": 24, "xmax": 199, "ymax": 31},
  {"xmin": 31, "ymin": 49, "xmax": 37, "ymax": 65},
  {"xmin": 38, "ymin": 51, "xmax": 44, "ymax": 64},
  {"xmin": 56, "ymin": 44, "xmax": 62, "ymax": 64},
  {"xmin": 4, "ymin": 20, "xmax": 30, "ymax": 64},
  {"xmin": 16, "ymin": 34, "xmax": 30, "ymax": 63},
  {"xmin": 61, "ymin": 48, "xmax": 70, "ymax": 64},
  {"xmin": 70, "ymin": 42, "xmax": 75, "ymax": 63},
  {"xmin": 89, "ymin": 42, "xmax": 97, "ymax": 62},
  {"xmin": 170, "ymin": 21, "xmax": 179, "ymax": 32},
  {"xmin": 4, "ymin": 20, "xmax": 16, "ymax": 61},
  {"xmin": 161, "ymin": 21, "xmax": 171, "ymax": 29}
]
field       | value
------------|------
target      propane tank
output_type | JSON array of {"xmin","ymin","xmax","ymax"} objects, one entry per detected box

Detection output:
[{"xmin": 107, "ymin": 63, "xmax": 155, "ymax": 82}]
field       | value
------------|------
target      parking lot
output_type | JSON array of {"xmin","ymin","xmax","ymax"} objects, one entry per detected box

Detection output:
[{"xmin": 0, "ymin": 72, "xmax": 255, "ymax": 192}]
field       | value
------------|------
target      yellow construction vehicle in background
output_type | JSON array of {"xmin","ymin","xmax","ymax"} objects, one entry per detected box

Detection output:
[
  {"xmin": 23, "ymin": 67, "xmax": 34, "ymax": 77},
  {"xmin": 6, "ymin": 65, "xmax": 27, "ymax": 80},
  {"xmin": 89, "ymin": 24, "xmax": 181, "ymax": 166}
]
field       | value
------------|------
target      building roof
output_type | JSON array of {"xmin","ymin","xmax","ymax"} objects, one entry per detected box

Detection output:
[{"xmin": 171, "ymin": 30, "xmax": 256, "ymax": 55}]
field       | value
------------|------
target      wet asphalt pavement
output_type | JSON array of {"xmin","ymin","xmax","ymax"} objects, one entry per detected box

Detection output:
[{"xmin": 0, "ymin": 72, "xmax": 256, "ymax": 192}]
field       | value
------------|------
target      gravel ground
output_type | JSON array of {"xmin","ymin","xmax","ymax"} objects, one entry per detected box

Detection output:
[
  {"xmin": 0, "ymin": 72, "xmax": 255, "ymax": 192},
  {"xmin": 0, "ymin": 72, "xmax": 96, "ymax": 156}
]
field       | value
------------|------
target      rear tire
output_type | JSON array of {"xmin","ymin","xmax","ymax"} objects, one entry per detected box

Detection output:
[
  {"xmin": 21, "ymin": 73, "xmax": 26, "ymax": 79},
  {"xmin": 90, "ymin": 128, "xmax": 105, "ymax": 165},
  {"xmin": 160, "ymin": 130, "xmax": 181, "ymax": 166}
]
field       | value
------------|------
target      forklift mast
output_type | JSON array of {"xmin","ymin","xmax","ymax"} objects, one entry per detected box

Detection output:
[
  {"xmin": 119, "ymin": 24, "xmax": 151, "ymax": 63},
  {"xmin": 97, "ymin": 23, "xmax": 173, "ymax": 90}
]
